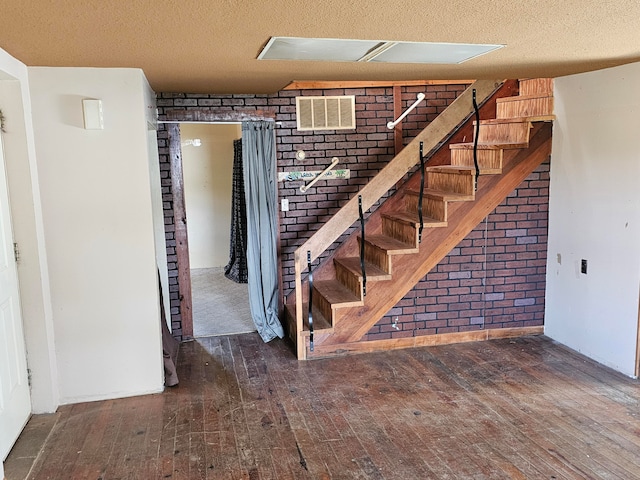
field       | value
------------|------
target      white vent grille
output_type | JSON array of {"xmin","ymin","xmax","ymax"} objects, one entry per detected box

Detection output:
[{"xmin": 296, "ymin": 95, "xmax": 356, "ymax": 131}]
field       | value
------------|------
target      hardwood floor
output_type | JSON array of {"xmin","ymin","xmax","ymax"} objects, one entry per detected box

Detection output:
[{"xmin": 19, "ymin": 334, "xmax": 640, "ymax": 479}]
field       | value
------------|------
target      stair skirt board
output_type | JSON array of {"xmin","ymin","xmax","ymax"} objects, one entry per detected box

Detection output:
[{"xmin": 306, "ymin": 326, "xmax": 544, "ymax": 358}]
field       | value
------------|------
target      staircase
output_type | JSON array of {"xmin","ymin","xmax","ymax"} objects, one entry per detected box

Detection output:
[{"xmin": 286, "ymin": 79, "xmax": 554, "ymax": 359}]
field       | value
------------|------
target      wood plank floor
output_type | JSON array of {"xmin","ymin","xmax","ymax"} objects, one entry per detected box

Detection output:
[{"xmin": 22, "ymin": 334, "xmax": 640, "ymax": 479}]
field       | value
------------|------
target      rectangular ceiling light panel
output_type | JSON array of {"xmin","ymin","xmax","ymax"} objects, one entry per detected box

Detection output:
[
  {"xmin": 259, "ymin": 37, "xmax": 504, "ymax": 64},
  {"xmin": 258, "ymin": 37, "xmax": 380, "ymax": 62},
  {"xmin": 370, "ymin": 41, "xmax": 504, "ymax": 64}
]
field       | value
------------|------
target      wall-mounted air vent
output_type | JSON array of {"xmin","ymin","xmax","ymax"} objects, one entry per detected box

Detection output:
[{"xmin": 296, "ymin": 95, "xmax": 356, "ymax": 131}]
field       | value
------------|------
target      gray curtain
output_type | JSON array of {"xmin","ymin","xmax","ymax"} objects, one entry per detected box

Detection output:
[{"xmin": 242, "ymin": 121, "xmax": 284, "ymax": 342}]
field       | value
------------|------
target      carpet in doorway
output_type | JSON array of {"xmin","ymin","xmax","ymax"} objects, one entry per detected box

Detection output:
[{"xmin": 191, "ymin": 267, "xmax": 255, "ymax": 337}]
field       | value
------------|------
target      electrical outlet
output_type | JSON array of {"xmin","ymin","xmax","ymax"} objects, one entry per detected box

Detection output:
[
  {"xmin": 581, "ymin": 259, "xmax": 588, "ymax": 274},
  {"xmin": 281, "ymin": 198, "xmax": 289, "ymax": 212}
]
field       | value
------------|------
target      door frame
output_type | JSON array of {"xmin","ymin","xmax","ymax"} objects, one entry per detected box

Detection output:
[
  {"xmin": 0, "ymin": 66, "xmax": 59, "ymax": 415},
  {"xmin": 0, "ymin": 131, "xmax": 31, "ymax": 461},
  {"xmin": 164, "ymin": 109, "xmax": 282, "ymax": 339}
]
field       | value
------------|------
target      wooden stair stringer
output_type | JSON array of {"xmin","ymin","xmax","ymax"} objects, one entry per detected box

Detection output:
[{"xmin": 309, "ymin": 122, "xmax": 552, "ymax": 352}]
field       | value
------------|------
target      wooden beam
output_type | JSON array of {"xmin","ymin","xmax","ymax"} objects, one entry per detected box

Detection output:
[
  {"xmin": 283, "ymin": 79, "xmax": 475, "ymax": 90},
  {"xmin": 393, "ymin": 85, "xmax": 403, "ymax": 155},
  {"xmin": 165, "ymin": 108, "xmax": 276, "ymax": 122},
  {"xmin": 168, "ymin": 123, "xmax": 193, "ymax": 339},
  {"xmin": 307, "ymin": 326, "xmax": 544, "ymax": 358}
]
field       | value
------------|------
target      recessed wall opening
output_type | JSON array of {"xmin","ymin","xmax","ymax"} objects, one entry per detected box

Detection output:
[{"xmin": 178, "ymin": 122, "xmax": 256, "ymax": 337}]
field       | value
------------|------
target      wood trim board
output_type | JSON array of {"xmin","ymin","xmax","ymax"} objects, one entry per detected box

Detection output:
[{"xmin": 307, "ymin": 326, "xmax": 544, "ymax": 358}]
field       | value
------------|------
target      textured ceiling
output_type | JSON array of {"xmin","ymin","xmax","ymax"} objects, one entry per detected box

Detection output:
[{"xmin": 1, "ymin": 0, "xmax": 639, "ymax": 94}]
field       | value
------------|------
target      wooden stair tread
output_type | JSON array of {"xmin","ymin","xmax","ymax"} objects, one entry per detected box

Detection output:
[
  {"xmin": 427, "ymin": 165, "xmax": 475, "ymax": 175},
  {"xmin": 497, "ymin": 93, "xmax": 553, "ymax": 102},
  {"xmin": 362, "ymin": 234, "xmax": 419, "ymax": 254},
  {"xmin": 314, "ymin": 280, "xmax": 363, "ymax": 308},
  {"xmin": 514, "ymin": 115, "xmax": 555, "ymax": 123},
  {"xmin": 301, "ymin": 303, "xmax": 333, "ymax": 335},
  {"xmin": 407, "ymin": 188, "xmax": 475, "ymax": 202},
  {"xmin": 334, "ymin": 256, "xmax": 392, "ymax": 281},
  {"xmin": 382, "ymin": 211, "xmax": 447, "ymax": 228},
  {"xmin": 475, "ymin": 116, "xmax": 532, "ymax": 123},
  {"xmin": 449, "ymin": 142, "xmax": 500, "ymax": 150},
  {"xmin": 285, "ymin": 302, "xmax": 333, "ymax": 335},
  {"xmin": 451, "ymin": 141, "xmax": 529, "ymax": 150},
  {"xmin": 478, "ymin": 116, "xmax": 554, "ymax": 124},
  {"xmin": 450, "ymin": 143, "xmax": 503, "ymax": 151},
  {"xmin": 431, "ymin": 164, "xmax": 500, "ymax": 175}
]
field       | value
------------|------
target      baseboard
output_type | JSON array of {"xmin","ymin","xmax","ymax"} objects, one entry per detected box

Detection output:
[{"xmin": 308, "ymin": 325, "xmax": 544, "ymax": 358}]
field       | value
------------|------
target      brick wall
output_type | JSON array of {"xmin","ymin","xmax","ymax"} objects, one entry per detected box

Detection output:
[
  {"xmin": 155, "ymin": 83, "xmax": 549, "ymax": 342},
  {"xmin": 366, "ymin": 160, "xmax": 550, "ymax": 340}
]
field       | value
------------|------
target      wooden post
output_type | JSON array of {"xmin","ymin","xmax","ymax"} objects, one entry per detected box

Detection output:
[
  {"xmin": 168, "ymin": 124, "xmax": 193, "ymax": 339},
  {"xmin": 393, "ymin": 85, "xmax": 404, "ymax": 155}
]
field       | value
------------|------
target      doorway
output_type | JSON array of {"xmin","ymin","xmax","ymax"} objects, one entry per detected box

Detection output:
[
  {"xmin": 165, "ymin": 111, "xmax": 283, "ymax": 341},
  {"xmin": 180, "ymin": 123, "xmax": 255, "ymax": 337}
]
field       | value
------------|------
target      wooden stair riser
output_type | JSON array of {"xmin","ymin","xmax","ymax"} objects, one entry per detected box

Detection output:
[
  {"xmin": 382, "ymin": 215, "xmax": 418, "ymax": 247},
  {"xmin": 359, "ymin": 237, "xmax": 392, "ymax": 274},
  {"xmin": 427, "ymin": 170, "xmax": 474, "ymax": 196},
  {"xmin": 334, "ymin": 256, "xmax": 393, "ymax": 283},
  {"xmin": 312, "ymin": 280, "xmax": 364, "ymax": 323},
  {"xmin": 518, "ymin": 78, "xmax": 553, "ymax": 96},
  {"xmin": 335, "ymin": 261, "xmax": 363, "ymax": 299},
  {"xmin": 476, "ymin": 121, "xmax": 531, "ymax": 144},
  {"xmin": 496, "ymin": 95, "xmax": 554, "ymax": 119},
  {"xmin": 450, "ymin": 147, "xmax": 503, "ymax": 173},
  {"xmin": 313, "ymin": 289, "xmax": 334, "ymax": 326},
  {"xmin": 284, "ymin": 303, "xmax": 334, "ymax": 347},
  {"xmin": 285, "ymin": 308, "xmax": 297, "ymax": 344},
  {"xmin": 404, "ymin": 193, "xmax": 447, "ymax": 221}
]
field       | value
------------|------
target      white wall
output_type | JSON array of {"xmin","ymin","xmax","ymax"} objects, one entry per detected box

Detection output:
[
  {"xmin": 29, "ymin": 67, "xmax": 164, "ymax": 403},
  {"xmin": 181, "ymin": 123, "xmax": 240, "ymax": 268},
  {"xmin": 0, "ymin": 48, "xmax": 58, "ymax": 413},
  {"xmin": 143, "ymin": 80, "xmax": 171, "ymax": 326},
  {"xmin": 546, "ymin": 62, "xmax": 640, "ymax": 377}
]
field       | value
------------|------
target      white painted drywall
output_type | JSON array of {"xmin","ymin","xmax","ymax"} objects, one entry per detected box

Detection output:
[
  {"xmin": 545, "ymin": 62, "xmax": 640, "ymax": 377},
  {"xmin": 181, "ymin": 123, "xmax": 240, "ymax": 268},
  {"xmin": 0, "ymin": 48, "xmax": 59, "ymax": 413},
  {"xmin": 142, "ymin": 79, "xmax": 171, "ymax": 327},
  {"xmin": 28, "ymin": 67, "xmax": 164, "ymax": 403}
]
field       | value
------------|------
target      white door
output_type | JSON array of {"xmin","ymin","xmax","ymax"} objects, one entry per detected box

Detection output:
[{"xmin": 0, "ymin": 133, "xmax": 31, "ymax": 461}]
